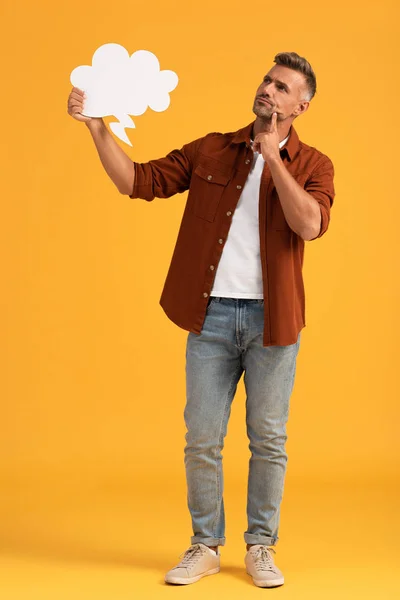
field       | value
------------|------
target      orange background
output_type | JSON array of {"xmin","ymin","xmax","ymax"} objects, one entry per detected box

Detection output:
[{"xmin": 0, "ymin": 0, "xmax": 399, "ymax": 597}]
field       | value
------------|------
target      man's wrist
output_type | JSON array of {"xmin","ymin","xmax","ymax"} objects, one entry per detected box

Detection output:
[
  {"xmin": 266, "ymin": 154, "xmax": 283, "ymax": 169},
  {"xmin": 85, "ymin": 118, "xmax": 105, "ymax": 132}
]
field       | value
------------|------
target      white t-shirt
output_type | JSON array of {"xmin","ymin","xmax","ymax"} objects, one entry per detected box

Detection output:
[{"xmin": 210, "ymin": 132, "xmax": 290, "ymax": 299}]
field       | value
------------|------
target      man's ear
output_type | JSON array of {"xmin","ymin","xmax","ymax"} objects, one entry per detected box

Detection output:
[{"xmin": 294, "ymin": 101, "xmax": 309, "ymax": 117}]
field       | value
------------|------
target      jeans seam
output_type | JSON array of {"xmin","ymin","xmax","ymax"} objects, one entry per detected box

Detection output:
[{"xmin": 212, "ymin": 363, "xmax": 242, "ymax": 539}]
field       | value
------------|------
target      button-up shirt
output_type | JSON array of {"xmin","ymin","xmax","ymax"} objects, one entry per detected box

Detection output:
[
  {"xmin": 130, "ymin": 119, "xmax": 335, "ymax": 346},
  {"xmin": 209, "ymin": 131, "xmax": 290, "ymax": 299}
]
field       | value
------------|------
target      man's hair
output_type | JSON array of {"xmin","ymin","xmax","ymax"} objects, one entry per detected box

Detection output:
[{"xmin": 273, "ymin": 52, "xmax": 316, "ymax": 102}]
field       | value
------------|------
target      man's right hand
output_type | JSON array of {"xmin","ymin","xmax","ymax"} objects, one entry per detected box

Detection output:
[
  {"xmin": 68, "ymin": 86, "xmax": 133, "ymax": 194},
  {"xmin": 67, "ymin": 87, "xmax": 102, "ymax": 125}
]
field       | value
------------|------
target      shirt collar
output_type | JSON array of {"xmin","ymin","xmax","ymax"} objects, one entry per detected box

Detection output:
[{"xmin": 230, "ymin": 119, "xmax": 300, "ymax": 162}]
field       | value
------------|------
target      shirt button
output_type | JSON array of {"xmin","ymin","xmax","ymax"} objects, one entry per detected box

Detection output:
[
  {"xmin": 245, "ymin": 159, "xmax": 250, "ymax": 164},
  {"xmin": 207, "ymin": 175, "xmax": 213, "ymax": 180},
  {"xmin": 210, "ymin": 265, "xmax": 215, "ymax": 270},
  {"xmin": 203, "ymin": 292, "xmax": 209, "ymax": 298},
  {"xmin": 218, "ymin": 238, "xmax": 223, "ymax": 244},
  {"xmin": 226, "ymin": 211, "xmax": 232, "ymax": 216},
  {"xmin": 237, "ymin": 185, "xmax": 242, "ymax": 190}
]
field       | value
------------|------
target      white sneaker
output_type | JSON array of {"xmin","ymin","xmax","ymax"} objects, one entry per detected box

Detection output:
[
  {"xmin": 245, "ymin": 544, "xmax": 284, "ymax": 587},
  {"xmin": 165, "ymin": 543, "xmax": 220, "ymax": 585}
]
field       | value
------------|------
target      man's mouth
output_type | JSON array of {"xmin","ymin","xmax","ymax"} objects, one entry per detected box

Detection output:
[{"xmin": 257, "ymin": 97, "xmax": 273, "ymax": 106}]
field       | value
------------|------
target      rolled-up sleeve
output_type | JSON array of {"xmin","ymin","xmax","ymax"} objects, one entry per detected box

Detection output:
[
  {"xmin": 305, "ymin": 156, "xmax": 335, "ymax": 240},
  {"xmin": 129, "ymin": 137, "xmax": 203, "ymax": 201}
]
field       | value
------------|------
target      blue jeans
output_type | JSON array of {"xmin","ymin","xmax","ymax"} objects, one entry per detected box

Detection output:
[{"xmin": 184, "ymin": 297, "xmax": 301, "ymax": 548}]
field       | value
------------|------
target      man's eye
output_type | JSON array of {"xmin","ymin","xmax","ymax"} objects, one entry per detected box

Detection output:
[{"xmin": 264, "ymin": 78, "xmax": 286, "ymax": 91}]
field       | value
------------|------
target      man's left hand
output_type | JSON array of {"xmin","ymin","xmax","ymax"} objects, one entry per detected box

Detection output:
[{"xmin": 253, "ymin": 112, "xmax": 281, "ymax": 164}]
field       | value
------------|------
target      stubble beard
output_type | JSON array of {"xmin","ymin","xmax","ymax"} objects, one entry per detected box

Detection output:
[{"xmin": 252, "ymin": 100, "xmax": 275, "ymax": 122}]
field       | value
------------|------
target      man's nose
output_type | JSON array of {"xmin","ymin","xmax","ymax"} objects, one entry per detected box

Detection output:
[{"xmin": 261, "ymin": 83, "xmax": 272, "ymax": 96}]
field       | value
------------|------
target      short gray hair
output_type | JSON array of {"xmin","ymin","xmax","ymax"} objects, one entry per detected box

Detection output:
[{"xmin": 273, "ymin": 52, "xmax": 316, "ymax": 102}]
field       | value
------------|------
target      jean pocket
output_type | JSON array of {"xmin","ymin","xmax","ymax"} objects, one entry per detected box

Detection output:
[{"xmin": 206, "ymin": 296, "xmax": 218, "ymax": 312}]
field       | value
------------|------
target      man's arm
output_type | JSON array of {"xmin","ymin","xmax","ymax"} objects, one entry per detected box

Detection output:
[
  {"xmin": 86, "ymin": 119, "xmax": 135, "ymax": 194},
  {"xmin": 268, "ymin": 155, "xmax": 335, "ymax": 241},
  {"xmin": 303, "ymin": 157, "xmax": 335, "ymax": 240},
  {"xmin": 253, "ymin": 113, "xmax": 335, "ymax": 241},
  {"xmin": 129, "ymin": 138, "xmax": 202, "ymax": 201},
  {"xmin": 86, "ymin": 119, "xmax": 203, "ymax": 200}
]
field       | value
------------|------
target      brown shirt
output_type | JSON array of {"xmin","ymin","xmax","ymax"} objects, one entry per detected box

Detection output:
[{"xmin": 130, "ymin": 119, "xmax": 335, "ymax": 346}]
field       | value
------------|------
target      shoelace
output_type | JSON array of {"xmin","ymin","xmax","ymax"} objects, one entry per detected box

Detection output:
[
  {"xmin": 251, "ymin": 545, "xmax": 277, "ymax": 572},
  {"xmin": 177, "ymin": 544, "xmax": 207, "ymax": 568}
]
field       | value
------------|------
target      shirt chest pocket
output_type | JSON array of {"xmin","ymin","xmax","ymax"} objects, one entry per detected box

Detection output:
[{"xmin": 189, "ymin": 164, "xmax": 231, "ymax": 222}]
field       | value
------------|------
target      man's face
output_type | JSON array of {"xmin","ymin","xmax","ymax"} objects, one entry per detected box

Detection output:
[{"xmin": 252, "ymin": 65, "xmax": 309, "ymax": 122}]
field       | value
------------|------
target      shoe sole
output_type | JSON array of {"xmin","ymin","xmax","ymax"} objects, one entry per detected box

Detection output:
[
  {"xmin": 165, "ymin": 566, "xmax": 220, "ymax": 585},
  {"xmin": 246, "ymin": 570, "xmax": 284, "ymax": 587}
]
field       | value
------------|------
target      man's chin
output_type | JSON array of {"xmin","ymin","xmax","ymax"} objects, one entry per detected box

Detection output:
[{"xmin": 253, "ymin": 107, "xmax": 274, "ymax": 119}]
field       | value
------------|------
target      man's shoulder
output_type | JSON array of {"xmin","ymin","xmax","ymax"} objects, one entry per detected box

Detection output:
[
  {"xmin": 201, "ymin": 127, "xmax": 243, "ymax": 142},
  {"xmin": 194, "ymin": 125, "xmax": 249, "ymax": 155},
  {"xmin": 298, "ymin": 139, "xmax": 334, "ymax": 171},
  {"xmin": 181, "ymin": 126, "xmax": 240, "ymax": 150}
]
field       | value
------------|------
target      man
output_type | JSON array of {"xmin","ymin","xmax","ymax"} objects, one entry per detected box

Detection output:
[{"xmin": 67, "ymin": 51, "xmax": 335, "ymax": 588}]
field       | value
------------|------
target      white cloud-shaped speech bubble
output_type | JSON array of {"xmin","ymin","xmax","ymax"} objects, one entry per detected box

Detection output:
[{"xmin": 70, "ymin": 43, "xmax": 179, "ymax": 146}]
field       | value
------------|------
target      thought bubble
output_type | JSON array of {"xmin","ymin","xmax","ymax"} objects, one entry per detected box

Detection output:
[{"xmin": 70, "ymin": 43, "xmax": 179, "ymax": 146}]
